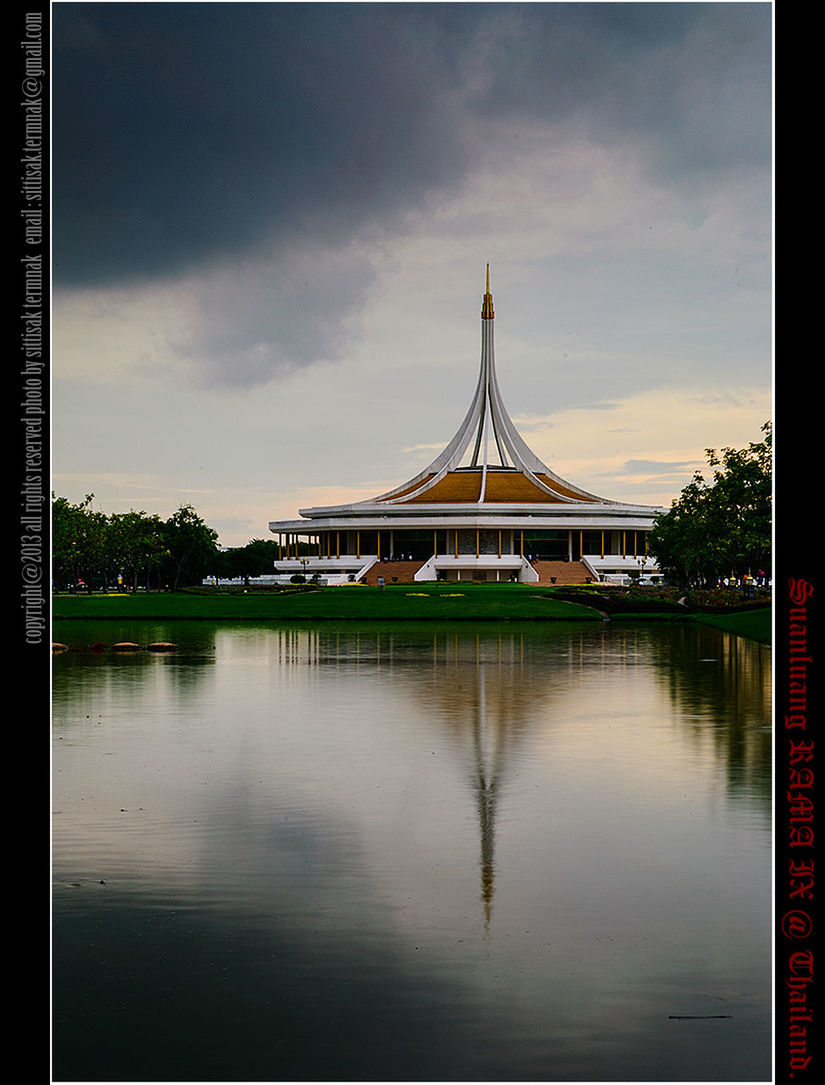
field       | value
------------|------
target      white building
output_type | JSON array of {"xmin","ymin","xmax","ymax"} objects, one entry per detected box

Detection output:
[{"xmin": 270, "ymin": 269, "xmax": 664, "ymax": 586}]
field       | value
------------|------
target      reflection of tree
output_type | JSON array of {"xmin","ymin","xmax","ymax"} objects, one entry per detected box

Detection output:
[
  {"xmin": 643, "ymin": 624, "xmax": 772, "ymax": 811},
  {"xmin": 51, "ymin": 621, "xmax": 221, "ymax": 711}
]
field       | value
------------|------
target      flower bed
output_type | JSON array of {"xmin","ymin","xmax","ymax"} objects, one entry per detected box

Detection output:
[{"xmin": 682, "ymin": 587, "xmax": 771, "ymax": 611}]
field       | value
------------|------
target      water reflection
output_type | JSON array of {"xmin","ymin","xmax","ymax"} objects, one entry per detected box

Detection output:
[
  {"xmin": 475, "ymin": 668, "xmax": 499, "ymax": 932},
  {"xmin": 646, "ymin": 624, "xmax": 772, "ymax": 807},
  {"xmin": 52, "ymin": 621, "xmax": 771, "ymax": 1082}
]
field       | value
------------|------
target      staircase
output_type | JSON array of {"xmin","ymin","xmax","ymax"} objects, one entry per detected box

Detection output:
[
  {"xmin": 360, "ymin": 560, "xmax": 426, "ymax": 585},
  {"xmin": 530, "ymin": 560, "xmax": 592, "ymax": 586}
]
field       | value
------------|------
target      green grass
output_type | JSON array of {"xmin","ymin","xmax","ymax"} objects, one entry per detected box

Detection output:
[
  {"xmin": 51, "ymin": 583, "xmax": 772, "ymax": 641},
  {"xmin": 52, "ymin": 583, "xmax": 599, "ymax": 623}
]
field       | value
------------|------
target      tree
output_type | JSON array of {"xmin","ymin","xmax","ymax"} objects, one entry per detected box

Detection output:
[
  {"xmin": 108, "ymin": 510, "xmax": 165, "ymax": 590},
  {"xmin": 647, "ymin": 423, "xmax": 771, "ymax": 588},
  {"xmin": 208, "ymin": 539, "xmax": 279, "ymax": 584},
  {"xmin": 161, "ymin": 505, "xmax": 220, "ymax": 588},
  {"xmin": 52, "ymin": 493, "xmax": 109, "ymax": 590},
  {"xmin": 241, "ymin": 538, "xmax": 278, "ymax": 575},
  {"xmin": 52, "ymin": 496, "xmax": 223, "ymax": 591}
]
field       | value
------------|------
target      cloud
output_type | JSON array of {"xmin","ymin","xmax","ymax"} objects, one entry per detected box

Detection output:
[
  {"xmin": 54, "ymin": 236, "xmax": 378, "ymax": 389},
  {"xmin": 613, "ymin": 458, "xmax": 697, "ymax": 475},
  {"xmin": 465, "ymin": 2, "xmax": 771, "ymax": 181},
  {"xmin": 54, "ymin": 3, "xmax": 771, "ymax": 289},
  {"xmin": 53, "ymin": 4, "xmax": 771, "ymax": 391},
  {"xmin": 524, "ymin": 383, "xmax": 772, "ymax": 506},
  {"xmin": 402, "ymin": 443, "xmax": 449, "ymax": 454},
  {"xmin": 51, "ymin": 4, "xmax": 773, "ymax": 544},
  {"xmin": 52, "ymin": 4, "xmax": 473, "ymax": 288},
  {"xmin": 168, "ymin": 242, "xmax": 379, "ymax": 388}
]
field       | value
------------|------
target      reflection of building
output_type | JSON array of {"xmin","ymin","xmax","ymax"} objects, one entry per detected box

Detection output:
[
  {"xmin": 270, "ymin": 269, "xmax": 664, "ymax": 584},
  {"xmin": 473, "ymin": 666, "xmax": 503, "ymax": 936},
  {"xmin": 254, "ymin": 625, "xmax": 771, "ymax": 933}
]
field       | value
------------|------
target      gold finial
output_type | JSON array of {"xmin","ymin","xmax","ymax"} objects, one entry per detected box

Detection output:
[{"xmin": 481, "ymin": 263, "xmax": 494, "ymax": 319}]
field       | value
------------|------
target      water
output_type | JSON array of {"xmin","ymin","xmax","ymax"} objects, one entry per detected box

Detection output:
[{"xmin": 52, "ymin": 621, "xmax": 772, "ymax": 1082}]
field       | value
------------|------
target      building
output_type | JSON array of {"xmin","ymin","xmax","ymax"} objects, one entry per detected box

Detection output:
[{"xmin": 269, "ymin": 269, "xmax": 664, "ymax": 585}]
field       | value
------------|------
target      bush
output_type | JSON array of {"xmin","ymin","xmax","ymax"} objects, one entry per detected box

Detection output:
[{"xmin": 683, "ymin": 587, "xmax": 771, "ymax": 611}]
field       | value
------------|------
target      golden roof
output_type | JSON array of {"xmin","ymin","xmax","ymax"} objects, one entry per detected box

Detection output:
[{"xmin": 388, "ymin": 469, "xmax": 599, "ymax": 505}]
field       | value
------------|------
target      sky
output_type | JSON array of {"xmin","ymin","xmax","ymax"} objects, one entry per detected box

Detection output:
[{"xmin": 52, "ymin": 1, "xmax": 773, "ymax": 548}]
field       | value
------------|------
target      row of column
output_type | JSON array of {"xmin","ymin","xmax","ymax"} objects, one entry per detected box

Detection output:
[{"xmin": 276, "ymin": 529, "xmax": 650, "ymax": 561}]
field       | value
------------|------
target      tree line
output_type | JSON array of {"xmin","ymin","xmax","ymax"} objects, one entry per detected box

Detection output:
[
  {"xmin": 647, "ymin": 422, "xmax": 771, "ymax": 589},
  {"xmin": 52, "ymin": 494, "xmax": 278, "ymax": 591}
]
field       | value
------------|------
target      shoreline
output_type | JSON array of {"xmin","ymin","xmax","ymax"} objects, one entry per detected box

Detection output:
[{"xmin": 52, "ymin": 587, "xmax": 771, "ymax": 644}]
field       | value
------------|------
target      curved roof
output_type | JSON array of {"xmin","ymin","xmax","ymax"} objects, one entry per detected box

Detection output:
[
  {"xmin": 387, "ymin": 469, "xmax": 598, "ymax": 505},
  {"xmin": 277, "ymin": 268, "xmax": 664, "ymax": 532}
]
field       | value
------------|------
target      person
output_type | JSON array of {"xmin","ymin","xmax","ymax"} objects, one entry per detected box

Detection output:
[{"xmin": 377, "ymin": 576, "xmax": 385, "ymax": 591}]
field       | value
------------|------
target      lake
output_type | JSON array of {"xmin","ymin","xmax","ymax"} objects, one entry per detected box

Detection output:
[{"xmin": 52, "ymin": 620, "xmax": 772, "ymax": 1082}]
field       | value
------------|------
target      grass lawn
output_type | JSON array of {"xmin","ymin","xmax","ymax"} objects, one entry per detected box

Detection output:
[
  {"xmin": 51, "ymin": 583, "xmax": 600, "ymax": 623},
  {"xmin": 52, "ymin": 583, "xmax": 771, "ymax": 642}
]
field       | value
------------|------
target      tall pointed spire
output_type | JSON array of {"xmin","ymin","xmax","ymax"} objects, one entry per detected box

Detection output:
[{"xmin": 369, "ymin": 269, "xmax": 604, "ymax": 505}]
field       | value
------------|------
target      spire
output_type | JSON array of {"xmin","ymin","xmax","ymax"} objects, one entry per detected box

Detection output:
[
  {"xmin": 481, "ymin": 263, "xmax": 494, "ymax": 319},
  {"xmin": 369, "ymin": 269, "xmax": 605, "ymax": 505}
]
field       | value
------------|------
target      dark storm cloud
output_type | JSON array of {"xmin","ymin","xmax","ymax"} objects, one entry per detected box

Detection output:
[
  {"xmin": 473, "ymin": 3, "xmax": 772, "ymax": 177},
  {"xmin": 171, "ymin": 244, "xmax": 378, "ymax": 388},
  {"xmin": 54, "ymin": 2, "xmax": 771, "ymax": 287},
  {"xmin": 53, "ymin": 4, "xmax": 771, "ymax": 388},
  {"xmin": 53, "ymin": 2, "xmax": 475, "ymax": 286}
]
